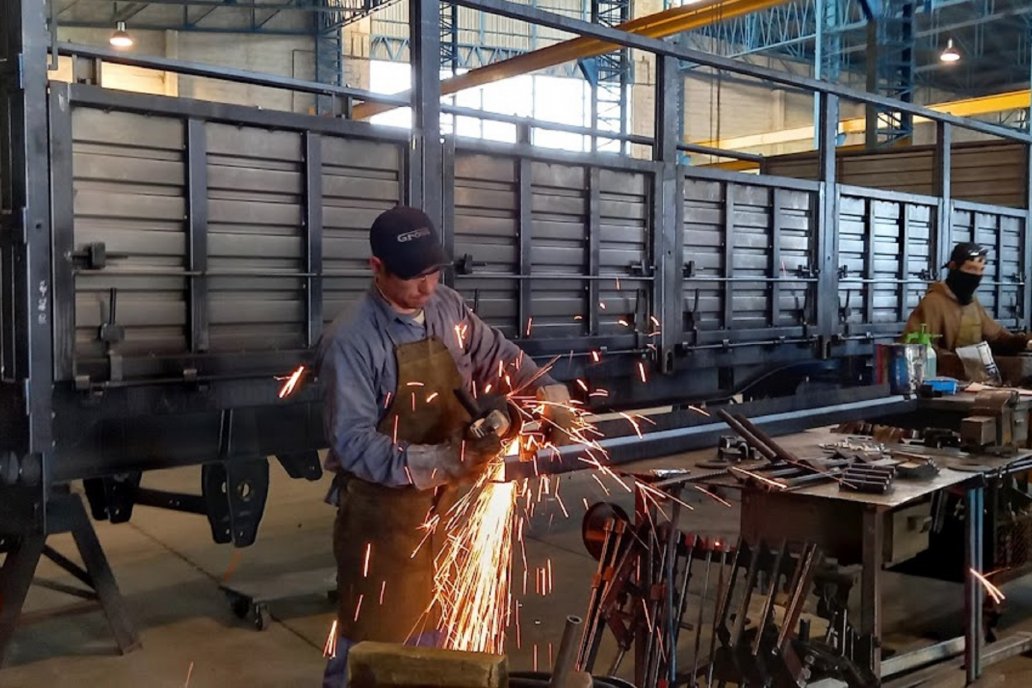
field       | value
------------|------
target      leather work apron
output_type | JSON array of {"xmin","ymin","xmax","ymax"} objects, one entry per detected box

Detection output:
[
  {"xmin": 333, "ymin": 336, "xmax": 469, "ymax": 643},
  {"xmin": 956, "ymin": 303, "xmax": 984, "ymax": 349}
]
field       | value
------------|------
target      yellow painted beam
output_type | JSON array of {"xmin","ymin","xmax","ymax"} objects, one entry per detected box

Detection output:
[
  {"xmin": 352, "ymin": 0, "xmax": 787, "ymax": 120},
  {"xmin": 693, "ymin": 89, "xmax": 1031, "ymax": 151}
]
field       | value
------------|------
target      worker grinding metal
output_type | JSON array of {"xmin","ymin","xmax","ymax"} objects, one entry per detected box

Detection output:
[
  {"xmin": 317, "ymin": 206, "xmax": 576, "ymax": 686},
  {"xmin": 903, "ymin": 242, "xmax": 1032, "ymax": 377}
]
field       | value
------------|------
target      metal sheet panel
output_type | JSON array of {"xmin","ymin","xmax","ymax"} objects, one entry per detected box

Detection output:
[
  {"xmin": 837, "ymin": 191, "xmax": 936, "ymax": 330},
  {"xmin": 70, "ymin": 108, "xmax": 188, "ymax": 367},
  {"xmin": 320, "ymin": 135, "xmax": 403, "ymax": 325},
  {"xmin": 682, "ymin": 176, "xmax": 816, "ymax": 337}
]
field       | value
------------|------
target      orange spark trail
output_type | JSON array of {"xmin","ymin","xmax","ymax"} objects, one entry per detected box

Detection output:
[
  {"xmin": 637, "ymin": 361, "xmax": 647, "ymax": 383},
  {"xmin": 970, "ymin": 568, "xmax": 1006, "ymax": 604},
  {"xmin": 277, "ymin": 365, "xmax": 305, "ymax": 399},
  {"xmin": 322, "ymin": 620, "xmax": 339, "ymax": 658},
  {"xmin": 353, "ymin": 594, "xmax": 364, "ymax": 622},
  {"xmin": 362, "ymin": 543, "xmax": 372, "ymax": 578},
  {"xmin": 694, "ymin": 484, "xmax": 733, "ymax": 508},
  {"xmin": 379, "ymin": 581, "xmax": 387, "ymax": 605}
]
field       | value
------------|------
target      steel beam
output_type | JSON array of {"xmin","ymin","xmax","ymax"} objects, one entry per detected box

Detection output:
[
  {"xmin": 351, "ymin": 0, "xmax": 790, "ymax": 120},
  {"xmin": 695, "ymin": 90, "xmax": 1032, "ymax": 152},
  {"xmin": 409, "ymin": 0, "xmax": 443, "ymax": 228},
  {"xmin": 444, "ymin": 0, "xmax": 1031, "ymax": 145}
]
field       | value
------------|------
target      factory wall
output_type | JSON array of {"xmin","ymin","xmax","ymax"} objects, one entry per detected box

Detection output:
[{"xmin": 55, "ymin": 22, "xmax": 316, "ymax": 114}]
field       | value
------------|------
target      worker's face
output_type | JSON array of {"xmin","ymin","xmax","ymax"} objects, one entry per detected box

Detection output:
[
  {"xmin": 956, "ymin": 256, "xmax": 987, "ymax": 276},
  {"xmin": 371, "ymin": 257, "xmax": 440, "ymax": 312}
]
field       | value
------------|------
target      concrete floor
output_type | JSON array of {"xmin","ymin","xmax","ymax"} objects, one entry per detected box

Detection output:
[{"xmin": 5, "ymin": 455, "xmax": 1032, "ymax": 687}]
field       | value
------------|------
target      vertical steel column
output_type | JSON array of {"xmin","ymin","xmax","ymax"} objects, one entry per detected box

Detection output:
[
  {"xmin": 517, "ymin": 125, "xmax": 533, "ymax": 340},
  {"xmin": 409, "ymin": 0, "xmax": 443, "ymax": 228},
  {"xmin": 965, "ymin": 483, "xmax": 985, "ymax": 683},
  {"xmin": 723, "ymin": 185, "xmax": 736, "ymax": 331},
  {"xmin": 1, "ymin": 0, "xmax": 54, "ymax": 485},
  {"xmin": 186, "ymin": 119, "xmax": 210, "ymax": 354},
  {"xmin": 588, "ymin": 167, "xmax": 601, "ymax": 337},
  {"xmin": 816, "ymin": 92, "xmax": 840, "ymax": 352},
  {"xmin": 769, "ymin": 189, "xmax": 783, "ymax": 328},
  {"xmin": 441, "ymin": 137, "xmax": 457, "ymax": 290},
  {"xmin": 1024, "ymin": 124, "xmax": 1032, "ymax": 326},
  {"xmin": 860, "ymin": 505, "xmax": 884, "ymax": 679},
  {"xmin": 863, "ymin": 199, "xmax": 876, "ymax": 324},
  {"xmin": 898, "ymin": 204, "xmax": 910, "ymax": 324},
  {"xmin": 48, "ymin": 82, "xmax": 75, "ymax": 382},
  {"xmin": 303, "ymin": 132, "xmax": 324, "ymax": 347},
  {"xmin": 652, "ymin": 54, "xmax": 683, "ymax": 374},
  {"xmin": 994, "ymin": 215, "xmax": 1005, "ymax": 320},
  {"xmin": 933, "ymin": 121, "xmax": 953, "ymax": 273}
]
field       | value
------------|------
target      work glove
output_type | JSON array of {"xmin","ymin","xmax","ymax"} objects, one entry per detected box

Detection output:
[
  {"xmin": 536, "ymin": 383, "xmax": 578, "ymax": 447},
  {"xmin": 405, "ymin": 433, "xmax": 502, "ymax": 491}
]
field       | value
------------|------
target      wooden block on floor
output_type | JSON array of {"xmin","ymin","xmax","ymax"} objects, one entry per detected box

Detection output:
[{"xmin": 348, "ymin": 642, "xmax": 508, "ymax": 688}]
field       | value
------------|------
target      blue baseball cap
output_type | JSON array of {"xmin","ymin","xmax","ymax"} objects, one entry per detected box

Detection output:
[{"xmin": 369, "ymin": 206, "xmax": 450, "ymax": 279}]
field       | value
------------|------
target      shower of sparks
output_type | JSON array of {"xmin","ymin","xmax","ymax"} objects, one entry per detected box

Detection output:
[
  {"xmin": 277, "ymin": 365, "xmax": 305, "ymax": 399},
  {"xmin": 421, "ymin": 353, "xmax": 642, "ymax": 656},
  {"xmin": 599, "ymin": 302, "xmax": 607, "ymax": 310},
  {"xmin": 615, "ymin": 277, "xmax": 621, "ymax": 290},
  {"xmin": 618, "ymin": 318, "xmax": 630, "ymax": 327},
  {"xmin": 184, "ymin": 662, "xmax": 195, "ymax": 688},
  {"xmin": 650, "ymin": 316, "xmax": 661, "ymax": 329},
  {"xmin": 434, "ymin": 460, "xmax": 518, "ymax": 653},
  {"xmin": 383, "ymin": 392, "xmax": 393, "ymax": 409},
  {"xmin": 637, "ymin": 361, "xmax": 647, "ymax": 383},
  {"xmin": 426, "ymin": 392, "xmax": 439, "ymax": 403},
  {"xmin": 591, "ymin": 350, "xmax": 601, "ymax": 363},
  {"xmin": 970, "ymin": 568, "xmax": 1006, "ymax": 604},
  {"xmin": 322, "ymin": 620, "xmax": 339, "ymax": 658},
  {"xmin": 525, "ymin": 317, "xmax": 534, "ymax": 337},
  {"xmin": 689, "ymin": 405, "xmax": 711, "ymax": 417}
]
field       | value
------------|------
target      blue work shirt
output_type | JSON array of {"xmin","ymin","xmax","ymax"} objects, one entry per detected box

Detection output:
[{"xmin": 316, "ymin": 284, "xmax": 553, "ymax": 486}]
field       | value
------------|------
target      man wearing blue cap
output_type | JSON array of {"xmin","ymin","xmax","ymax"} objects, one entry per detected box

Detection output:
[{"xmin": 317, "ymin": 206, "xmax": 575, "ymax": 686}]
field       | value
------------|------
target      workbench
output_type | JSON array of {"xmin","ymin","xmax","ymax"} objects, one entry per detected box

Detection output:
[{"xmin": 632, "ymin": 427, "xmax": 1032, "ymax": 686}]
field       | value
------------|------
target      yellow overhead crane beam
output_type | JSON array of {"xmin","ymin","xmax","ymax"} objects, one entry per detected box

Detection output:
[
  {"xmin": 695, "ymin": 89, "xmax": 1031, "ymax": 153},
  {"xmin": 351, "ymin": 0, "xmax": 788, "ymax": 120}
]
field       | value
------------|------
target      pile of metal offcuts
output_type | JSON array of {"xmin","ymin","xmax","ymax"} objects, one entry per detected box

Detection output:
[
  {"xmin": 716, "ymin": 410, "xmax": 940, "ymax": 495},
  {"xmin": 576, "ymin": 502, "xmax": 877, "ymax": 688}
]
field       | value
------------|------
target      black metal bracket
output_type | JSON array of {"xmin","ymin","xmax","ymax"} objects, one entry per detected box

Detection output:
[
  {"xmin": 202, "ymin": 459, "xmax": 270, "ymax": 547},
  {"xmin": 83, "ymin": 472, "xmax": 141, "ymax": 524},
  {"xmin": 454, "ymin": 253, "xmax": 485, "ymax": 275},
  {"xmin": 275, "ymin": 451, "xmax": 323, "ymax": 481}
]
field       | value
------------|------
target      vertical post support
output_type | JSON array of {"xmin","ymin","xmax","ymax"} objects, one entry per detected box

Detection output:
[
  {"xmin": 409, "ymin": 0, "xmax": 443, "ymax": 230},
  {"xmin": 1024, "ymin": 128, "xmax": 1032, "ymax": 326},
  {"xmin": 1, "ymin": 0, "xmax": 54, "ymax": 498},
  {"xmin": 48, "ymin": 82, "xmax": 75, "ymax": 382},
  {"xmin": 769, "ymin": 188, "xmax": 783, "ymax": 328},
  {"xmin": 898, "ymin": 204, "xmax": 911, "ymax": 324},
  {"xmin": 303, "ymin": 132, "xmax": 323, "ymax": 347},
  {"xmin": 933, "ymin": 121, "xmax": 953, "ymax": 275},
  {"xmin": 186, "ymin": 119, "xmax": 209, "ymax": 354},
  {"xmin": 517, "ymin": 124, "xmax": 533, "ymax": 340},
  {"xmin": 723, "ymin": 185, "xmax": 736, "ymax": 331},
  {"xmin": 816, "ymin": 92, "xmax": 840, "ymax": 355},
  {"xmin": 651, "ymin": 54, "xmax": 683, "ymax": 374},
  {"xmin": 965, "ymin": 483, "xmax": 985, "ymax": 684},
  {"xmin": 860, "ymin": 505, "xmax": 884, "ymax": 679},
  {"xmin": 587, "ymin": 168, "xmax": 601, "ymax": 337}
]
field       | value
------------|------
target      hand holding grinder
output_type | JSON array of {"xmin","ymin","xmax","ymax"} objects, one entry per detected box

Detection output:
[{"xmin": 454, "ymin": 387, "xmax": 519, "ymax": 442}]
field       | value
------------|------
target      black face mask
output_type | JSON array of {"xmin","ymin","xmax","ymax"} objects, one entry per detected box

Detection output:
[{"xmin": 945, "ymin": 269, "xmax": 982, "ymax": 305}]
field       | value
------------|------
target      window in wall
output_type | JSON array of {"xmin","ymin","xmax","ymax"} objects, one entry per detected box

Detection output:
[{"xmin": 368, "ymin": 59, "xmax": 597, "ymax": 152}]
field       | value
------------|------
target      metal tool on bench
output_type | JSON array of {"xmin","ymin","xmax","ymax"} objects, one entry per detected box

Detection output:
[{"xmin": 699, "ymin": 435, "xmax": 760, "ymax": 469}]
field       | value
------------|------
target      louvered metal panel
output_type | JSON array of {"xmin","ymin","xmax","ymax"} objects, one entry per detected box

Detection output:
[
  {"xmin": 682, "ymin": 176, "xmax": 817, "ymax": 341},
  {"xmin": 951, "ymin": 202, "xmax": 1027, "ymax": 330},
  {"xmin": 837, "ymin": 190, "xmax": 936, "ymax": 335},
  {"xmin": 70, "ymin": 108, "xmax": 189, "ymax": 367}
]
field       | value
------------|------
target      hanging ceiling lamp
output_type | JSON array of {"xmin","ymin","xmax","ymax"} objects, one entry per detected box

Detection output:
[
  {"xmin": 109, "ymin": 21, "xmax": 134, "ymax": 49},
  {"xmin": 940, "ymin": 37, "xmax": 960, "ymax": 63}
]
